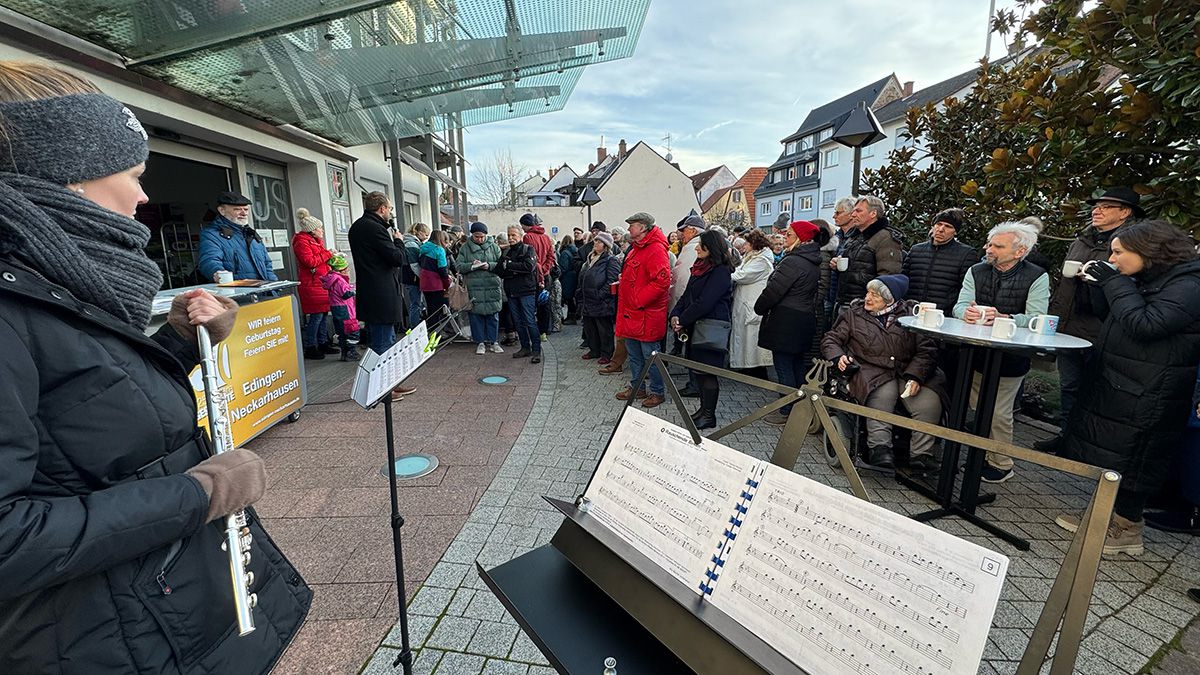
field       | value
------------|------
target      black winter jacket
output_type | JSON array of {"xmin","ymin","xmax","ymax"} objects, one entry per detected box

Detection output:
[
  {"xmin": 348, "ymin": 212, "xmax": 406, "ymax": 324},
  {"xmin": 671, "ymin": 264, "xmax": 733, "ymax": 367},
  {"xmin": 0, "ymin": 256, "xmax": 310, "ymax": 674},
  {"xmin": 576, "ymin": 251, "xmax": 621, "ymax": 318},
  {"xmin": 497, "ymin": 242, "xmax": 539, "ymax": 297},
  {"xmin": 755, "ymin": 244, "xmax": 821, "ymax": 354},
  {"xmin": 837, "ymin": 216, "xmax": 905, "ymax": 303},
  {"xmin": 903, "ymin": 238, "xmax": 978, "ymax": 313},
  {"xmin": 1048, "ymin": 222, "xmax": 1132, "ymax": 342},
  {"xmin": 1065, "ymin": 259, "xmax": 1200, "ymax": 494}
]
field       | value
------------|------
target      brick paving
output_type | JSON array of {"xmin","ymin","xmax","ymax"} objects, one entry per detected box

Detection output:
[
  {"xmin": 246, "ymin": 342, "xmax": 539, "ymax": 674},
  {"xmin": 292, "ymin": 324, "xmax": 1200, "ymax": 674}
]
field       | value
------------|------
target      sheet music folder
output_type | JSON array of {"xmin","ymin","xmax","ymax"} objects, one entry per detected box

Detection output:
[{"xmin": 350, "ymin": 321, "xmax": 435, "ymax": 408}]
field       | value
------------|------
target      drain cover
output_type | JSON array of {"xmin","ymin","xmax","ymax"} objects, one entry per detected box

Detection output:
[
  {"xmin": 479, "ymin": 375, "xmax": 509, "ymax": 385},
  {"xmin": 381, "ymin": 453, "xmax": 439, "ymax": 480}
]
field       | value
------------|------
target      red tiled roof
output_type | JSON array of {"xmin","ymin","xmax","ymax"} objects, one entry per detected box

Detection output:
[
  {"xmin": 689, "ymin": 166, "xmax": 723, "ymax": 192},
  {"xmin": 735, "ymin": 167, "xmax": 768, "ymax": 223},
  {"xmin": 701, "ymin": 186, "xmax": 733, "ymax": 213}
]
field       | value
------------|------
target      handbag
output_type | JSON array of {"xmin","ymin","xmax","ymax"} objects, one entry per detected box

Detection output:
[
  {"xmin": 689, "ymin": 318, "xmax": 731, "ymax": 351},
  {"xmin": 448, "ymin": 275, "xmax": 472, "ymax": 311}
]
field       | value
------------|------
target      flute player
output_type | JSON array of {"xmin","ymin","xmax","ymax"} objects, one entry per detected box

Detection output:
[{"xmin": 0, "ymin": 61, "xmax": 310, "ymax": 673}]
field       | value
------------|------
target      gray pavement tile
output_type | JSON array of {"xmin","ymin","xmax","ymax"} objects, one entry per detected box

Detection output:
[
  {"xmin": 1082, "ymin": 631, "xmax": 1151, "ymax": 673},
  {"xmin": 467, "ymin": 620, "xmax": 520, "ymax": 658},
  {"xmin": 441, "ymin": 538, "xmax": 487, "ymax": 565},
  {"xmin": 1098, "ymin": 617, "xmax": 1169, "ymax": 658},
  {"xmin": 434, "ymin": 652, "xmax": 486, "ymax": 674},
  {"xmin": 457, "ymin": 522, "xmax": 496, "ymax": 543},
  {"xmin": 1072, "ymin": 646, "xmax": 1128, "ymax": 675},
  {"xmin": 1153, "ymin": 651, "xmax": 1200, "ymax": 675},
  {"xmin": 1119, "ymin": 605, "xmax": 1184, "ymax": 641},
  {"xmin": 426, "ymin": 616, "xmax": 481, "ymax": 651},
  {"xmin": 425, "ymin": 561, "xmax": 473, "ymax": 590},
  {"xmin": 481, "ymin": 660, "xmax": 530, "ymax": 675},
  {"xmin": 526, "ymin": 667, "xmax": 558, "ymax": 675},
  {"xmin": 383, "ymin": 614, "xmax": 437, "ymax": 649},
  {"xmin": 464, "ymin": 589, "xmax": 510, "ymax": 623},
  {"xmin": 509, "ymin": 631, "xmax": 551, "ymax": 666},
  {"xmin": 447, "ymin": 588, "xmax": 476, "ymax": 617},
  {"xmin": 409, "ymin": 586, "xmax": 455, "ymax": 618}
]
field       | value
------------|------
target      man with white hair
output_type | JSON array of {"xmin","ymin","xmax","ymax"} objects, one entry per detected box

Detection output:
[
  {"xmin": 668, "ymin": 214, "xmax": 705, "ymax": 369},
  {"xmin": 953, "ymin": 222, "xmax": 1050, "ymax": 483},
  {"xmin": 198, "ymin": 190, "xmax": 278, "ymax": 282}
]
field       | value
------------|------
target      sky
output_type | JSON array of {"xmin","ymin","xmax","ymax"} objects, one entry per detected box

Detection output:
[{"xmin": 463, "ymin": 0, "xmax": 1024, "ymax": 187}]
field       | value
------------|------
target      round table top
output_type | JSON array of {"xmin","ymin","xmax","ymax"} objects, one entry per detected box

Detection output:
[{"xmin": 899, "ymin": 315, "xmax": 1092, "ymax": 353}]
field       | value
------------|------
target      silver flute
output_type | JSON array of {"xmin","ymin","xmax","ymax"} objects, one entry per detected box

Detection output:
[{"xmin": 196, "ymin": 324, "xmax": 257, "ymax": 636}]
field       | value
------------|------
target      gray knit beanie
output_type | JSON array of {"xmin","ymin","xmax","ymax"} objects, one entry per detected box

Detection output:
[{"xmin": 0, "ymin": 93, "xmax": 149, "ymax": 184}]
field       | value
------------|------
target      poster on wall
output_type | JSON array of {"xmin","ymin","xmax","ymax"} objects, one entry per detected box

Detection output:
[
  {"xmin": 191, "ymin": 294, "xmax": 304, "ymax": 446},
  {"xmin": 328, "ymin": 164, "xmax": 349, "ymax": 204},
  {"xmin": 333, "ymin": 203, "xmax": 351, "ymax": 233}
]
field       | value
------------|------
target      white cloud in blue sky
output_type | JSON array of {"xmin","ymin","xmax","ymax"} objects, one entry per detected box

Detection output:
[{"xmin": 464, "ymin": 0, "xmax": 1023, "ymax": 186}]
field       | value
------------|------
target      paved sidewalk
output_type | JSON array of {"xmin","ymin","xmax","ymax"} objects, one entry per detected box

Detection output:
[{"xmin": 361, "ymin": 325, "xmax": 1200, "ymax": 675}]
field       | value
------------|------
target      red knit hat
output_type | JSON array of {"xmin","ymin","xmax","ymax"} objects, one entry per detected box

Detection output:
[{"xmin": 789, "ymin": 220, "xmax": 819, "ymax": 243}]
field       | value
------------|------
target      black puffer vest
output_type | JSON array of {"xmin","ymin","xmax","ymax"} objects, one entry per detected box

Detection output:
[
  {"xmin": 970, "ymin": 259, "xmax": 1046, "ymax": 377},
  {"xmin": 904, "ymin": 238, "xmax": 978, "ymax": 312}
]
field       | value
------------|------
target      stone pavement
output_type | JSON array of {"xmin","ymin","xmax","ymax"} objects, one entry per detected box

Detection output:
[
  {"xmin": 246, "ymin": 342, "xmax": 539, "ymax": 674},
  {"xmin": 354, "ymin": 325, "xmax": 1200, "ymax": 675}
]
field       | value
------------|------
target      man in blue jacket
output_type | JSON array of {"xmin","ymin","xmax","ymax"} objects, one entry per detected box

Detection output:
[{"xmin": 198, "ymin": 191, "xmax": 278, "ymax": 282}]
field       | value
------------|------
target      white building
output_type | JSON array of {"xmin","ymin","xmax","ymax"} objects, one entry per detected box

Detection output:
[{"xmin": 690, "ymin": 165, "xmax": 737, "ymax": 207}]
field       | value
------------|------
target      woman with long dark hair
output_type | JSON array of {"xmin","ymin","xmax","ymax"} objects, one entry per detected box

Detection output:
[
  {"xmin": 670, "ymin": 229, "xmax": 734, "ymax": 430},
  {"xmin": 1057, "ymin": 220, "xmax": 1200, "ymax": 556}
]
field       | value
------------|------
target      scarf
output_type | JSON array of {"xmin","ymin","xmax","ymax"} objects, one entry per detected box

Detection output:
[
  {"xmin": 690, "ymin": 258, "xmax": 714, "ymax": 277},
  {"xmin": 0, "ymin": 172, "xmax": 162, "ymax": 329}
]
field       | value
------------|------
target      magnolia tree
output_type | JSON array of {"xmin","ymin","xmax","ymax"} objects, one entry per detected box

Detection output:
[{"xmin": 863, "ymin": 0, "xmax": 1200, "ymax": 249}]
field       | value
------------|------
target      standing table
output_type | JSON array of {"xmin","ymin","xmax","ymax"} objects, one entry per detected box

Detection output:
[{"xmin": 897, "ymin": 316, "xmax": 1091, "ymax": 550}]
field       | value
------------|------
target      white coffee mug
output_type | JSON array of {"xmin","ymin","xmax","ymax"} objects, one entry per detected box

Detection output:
[
  {"xmin": 835, "ymin": 257, "xmax": 849, "ymax": 272},
  {"xmin": 991, "ymin": 317, "xmax": 1017, "ymax": 339},
  {"xmin": 911, "ymin": 302, "xmax": 937, "ymax": 317},
  {"xmin": 1028, "ymin": 314, "xmax": 1060, "ymax": 335},
  {"xmin": 920, "ymin": 308, "xmax": 946, "ymax": 328},
  {"xmin": 1062, "ymin": 260, "xmax": 1083, "ymax": 277},
  {"xmin": 971, "ymin": 305, "xmax": 996, "ymax": 325},
  {"xmin": 216, "ymin": 270, "xmax": 234, "ymax": 284}
]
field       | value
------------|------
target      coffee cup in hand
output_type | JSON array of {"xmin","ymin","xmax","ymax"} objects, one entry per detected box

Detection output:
[
  {"xmin": 970, "ymin": 305, "xmax": 996, "ymax": 325},
  {"xmin": 835, "ymin": 257, "xmax": 849, "ymax": 272},
  {"xmin": 1061, "ymin": 260, "xmax": 1083, "ymax": 277},
  {"xmin": 215, "ymin": 270, "xmax": 233, "ymax": 284}
]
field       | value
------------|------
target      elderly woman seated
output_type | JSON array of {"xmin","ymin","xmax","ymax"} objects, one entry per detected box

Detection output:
[{"xmin": 821, "ymin": 274, "xmax": 945, "ymax": 473}]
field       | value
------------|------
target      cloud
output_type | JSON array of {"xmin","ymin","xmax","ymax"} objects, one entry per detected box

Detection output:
[{"xmin": 695, "ymin": 119, "xmax": 735, "ymax": 138}]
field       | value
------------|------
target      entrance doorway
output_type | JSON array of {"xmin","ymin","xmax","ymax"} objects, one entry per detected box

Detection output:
[{"xmin": 138, "ymin": 151, "xmax": 232, "ymax": 289}]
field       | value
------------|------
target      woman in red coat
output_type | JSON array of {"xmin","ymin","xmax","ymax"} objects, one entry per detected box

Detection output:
[{"xmin": 292, "ymin": 207, "xmax": 335, "ymax": 359}]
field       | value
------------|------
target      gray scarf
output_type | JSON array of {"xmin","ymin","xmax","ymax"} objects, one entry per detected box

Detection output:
[{"xmin": 0, "ymin": 172, "xmax": 162, "ymax": 329}]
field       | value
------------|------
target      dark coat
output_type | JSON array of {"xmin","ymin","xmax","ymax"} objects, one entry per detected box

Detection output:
[
  {"xmin": 576, "ymin": 251, "xmax": 621, "ymax": 318},
  {"xmin": 837, "ymin": 216, "xmax": 905, "ymax": 303},
  {"xmin": 558, "ymin": 245, "xmax": 579, "ymax": 299},
  {"xmin": 671, "ymin": 264, "xmax": 733, "ymax": 367},
  {"xmin": 0, "ymin": 255, "xmax": 310, "ymax": 674},
  {"xmin": 755, "ymin": 244, "xmax": 821, "ymax": 354},
  {"xmin": 903, "ymin": 237, "xmax": 978, "ymax": 313},
  {"xmin": 821, "ymin": 299, "xmax": 946, "ymax": 407},
  {"xmin": 1065, "ymin": 259, "xmax": 1200, "ymax": 494},
  {"xmin": 1049, "ymin": 222, "xmax": 1133, "ymax": 342},
  {"xmin": 496, "ymin": 241, "xmax": 539, "ymax": 297},
  {"xmin": 348, "ymin": 212, "xmax": 405, "ymax": 324}
]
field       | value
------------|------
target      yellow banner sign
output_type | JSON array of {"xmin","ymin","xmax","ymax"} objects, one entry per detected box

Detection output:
[{"xmin": 191, "ymin": 294, "xmax": 304, "ymax": 445}]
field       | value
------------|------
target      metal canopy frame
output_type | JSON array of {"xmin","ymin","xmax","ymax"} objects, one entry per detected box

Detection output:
[{"xmin": 628, "ymin": 353, "xmax": 1121, "ymax": 675}]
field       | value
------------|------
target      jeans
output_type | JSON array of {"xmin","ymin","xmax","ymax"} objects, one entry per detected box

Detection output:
[
  {"xmin": 626, "ymin": 338, "xmax": 664, "ymax": 395},
  {"xmin": 468, "ymin": 312, "xmax": 499, "ymax": 345},
  {"xmin": 303, "ymin": 312, "xmax": 328, "ymax": 349},
  {"xmin": 1057, "ymin": 347, "xmax": 1094, "ymax": 430},
  {"xmin": 771, "ymin": 350, "xmax": 808, "ymax": 413},
  {"xmin": 508, "ymin": 294, "xmax": 540, "ymax": 353},
  {"xmin": 368, "ymin": 322, "xmax": 396, "ymax": 355},
  {"xmin": 403, "ymin": 284, "xmax": 425, "ymax": 329}
]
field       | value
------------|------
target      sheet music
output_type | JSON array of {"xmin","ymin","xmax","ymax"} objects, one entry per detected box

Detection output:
[
  {"xmin": 711, "ymin": 463, "xmax": 1008, "ymax": 675},
  {"xmin": 582, "ymin": 407, "xmax": 758, "ymax": 590},
  {"xmin": 352, "ymin": 321, "xmax": 433, "ymax": 407}
]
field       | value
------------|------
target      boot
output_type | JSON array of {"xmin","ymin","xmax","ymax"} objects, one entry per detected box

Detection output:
[
  {"xmin": 340, "ymin": 347, "xmax": 360, "ymax": 362},
  {"xmin": 304, "ymin": 347, "xmax": 326, "ymax": 360},
  {"xmin": 1054, "ymin": 512, "xmax": 1145, "ymax": 556},
  {"xmin": 693, "ymin": 387, "xmax": 718, "ymax": 430},
  {"xmin": 320, "ymin": 341, "xmax": 339, "ymax": 354}
]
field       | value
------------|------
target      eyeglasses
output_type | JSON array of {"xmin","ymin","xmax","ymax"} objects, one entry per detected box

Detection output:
[{"xmin": 1092, "ymin": 203, "xmax": 1127, "ymax": 211}]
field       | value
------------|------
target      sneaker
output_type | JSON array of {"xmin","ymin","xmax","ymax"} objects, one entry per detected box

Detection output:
[
  {"xmin": 1033, "ymin": 435, "xmax": 1064, "ymax": 453},
  {"xmin": 1055, "ymin": 513, "xmax": 1145, "ymax": 555},
  {"xmin": 541, "ymin": 333, "xmax": 549, "ymax": 342},
  {"xmin": 390, "ymin": 390, "xmax": 405, "ymax": 402},
  {"xmin": 763, "ymin": 411, "xmax": 790, "ymax": 426},
  {"xmin": 475, "ymin": 343, "xmax": 487, "ymax": 355},
  {"xmin": 501, "ymin": 335, "xmax": 517, "ymax": 346},
  {"xmin": 980, "ymin": 465, "xmax": 1013, "ymax": 483},
  {"xmin": 641, "ymin": 394, "xmax": 665, "ymax": 408},
  {"xmin": 340, "ymin": 351, "xmax": 360, "ymax": 362},
  {"xmin": 598, "ymin": 363, "xmax": 622, "ymax": 375},
  {"xmin": 512, "ymin": 349, "xmax": 531, "ymax": 358},
  {"xmin": 904, "ymin": 454, "xmax": 941, "ymax": 476},
  {"xmin": 616, "ymin": 388, "xmax": 648, "ymax": 401},
  {"xmin": 531, "ymin": 352, "xmax": 542, "ymax": 364},
  {"xmin": 489, "ymin": 343, "xmax": 504, "ymax": 354},
  {"xmin": 393, "ymin": 385, "xmax": 417, "ymax": 396}
]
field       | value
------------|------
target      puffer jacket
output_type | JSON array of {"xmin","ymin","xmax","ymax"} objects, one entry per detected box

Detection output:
[
  {"xmin": 1065, "ymin": 259, "xmax": 1200, "ymax": 494},
  {"xmin": 837, "ymin": 216, "xmax": 904, "ymax": 303},
  {"xmin": 497, "ymin": 241, "xmax": 539, "ymax": 297},
  {"xmin": 0, "ymin": 255, "xmax": 310, "ymax": 674},
  {"xmin": 291, "ymin": 231, "xmax": 332, "ymax": 314},
  {"xmin": 821, "ymin": 299, "xmax": 943, "ymax": 405},
  {"xmin": 418, "ymin": 240, "xmax": 450, "ymax": 292},
  {"xmin": 755, "ymin": 243, "xmax": 821, "ymax": 354},
  {"xmin": 903, "ymin": 237, "xmax": 977, "ymax": 313},
  {"xmin": 576, "ymin": 251, "xmax": 621, "ymax": 318},
  {"xmin": 615, "ymin": 226, "xmax": 671, "ymax": 342},
  {"xmin": 1048, "ymin": 222, "xmax": 1132, "ymax": 342},
  {"xmin": 455, "ymin": 238, "xmax": 504, "ymax": 315},
  {"xmin": 197, "ymin": 216, "xmax": 278, "ymax": 282}
]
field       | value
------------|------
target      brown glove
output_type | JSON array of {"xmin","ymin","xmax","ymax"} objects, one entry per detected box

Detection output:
[
  {"xmin": 185, "ymin": 448, "xmax": 267, "ymax": 523},
  {"xmin": 168, "ymin": 289, "xmax": 239, "ymax": 343}
]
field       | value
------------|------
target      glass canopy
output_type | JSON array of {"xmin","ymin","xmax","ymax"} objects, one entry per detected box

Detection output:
[{"xmin": 1, "ymin": 0, "xmax": 649, "ymax": 145}]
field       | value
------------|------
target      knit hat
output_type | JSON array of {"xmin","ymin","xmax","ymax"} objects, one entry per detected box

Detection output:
[
  {"xmin": 519, "ymin": 213, "xmax": 540, "ymax": 227},
  {"xmin": 470, "ymin": 221, "xmax": 488, "ymax": 234},
  {"xmin": 296, "ymin": 207, "xmax": 323, "ymax": 233},
  {"xmin": 328, "ymin": 253, "xmax": 348, "ymax": 271},
  {"xmin": 590, "ymin": 221, "xmax": 607, "ymax": 232},
  {"xmin": 789, "ymin": 220, "xmax": 819, "ymax": 243},
  {"xmin": 869, "ymin": 274, "xmax": 910, "ymax": 303},
  {"xmin": 0, "ymin": 93, "xmax": 149, "ymax": 184},
  {"xmin": 932, "ymin": 208, "xmax": 965, "ymax": 230},
  {"xmin": 594, "ymin": 231, "xmax": 615, "ymax": 249}
]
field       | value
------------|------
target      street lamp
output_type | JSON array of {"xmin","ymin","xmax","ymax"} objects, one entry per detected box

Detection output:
[
  {"xmin": 832, "ymin": 101, "xmax": 886, "ymax": 196},
  {"xmin": 579, "ymin": 184, "xmax": 601, "ymax": 229}
]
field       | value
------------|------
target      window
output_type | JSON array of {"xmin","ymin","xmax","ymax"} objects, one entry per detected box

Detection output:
[
  {"xmin": 785, "ymin": 141, "xmax": 798, "ymax": 154},
  {"xmin": 802, "ymin": 161, "xmax": 816, "ymax": 177},
  {"xmin": 800, "ymin": 196, "xmax": 813, "ymax": 211},
  {"xmin": 772, "ymin": 169, "xmax": 784, "ymax": 183},
  {"xmin": 787, "ymin": 166, "xmax": 796, "ymax": 180},
  {"xmin": 823, "ymin": 148, "xmax": 840, "ymax": 167},
  {"xmin": 860, "ymin": 143, "xmax": 875, "ymax": 158},
  {"xmin": 780, "ymin": 198, "xmax": 792, "ymax": 214},
  {"xmin": 822, "ymin": 189, "xmax": 837, "ymax": 208},
  {"xmin": 818, "ymin": 127, "xmax": 833, "ymax": 142},
  {"xmin": 801, "ymin": 135, "xmax": 814, "ymax": 150},
  {"xmin": 732, "ymin": 190, "xmax": 742, "ymax": 203},
  {"xmin": 760, "ymin": 201, "xmax": 772, "ymax": 215}
]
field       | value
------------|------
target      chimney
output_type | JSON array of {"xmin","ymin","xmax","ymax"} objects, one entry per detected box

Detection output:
[
  {"xmin": 902, "ymin": 80, "xmax": 914, "ymax": 97},
  {"xmin": 597, "ymin": 145, "xmax": 607, "ymax": 164},
  {"xmin": 618, "ymin": 138, "xmax": 627, "ymax": 158}
]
